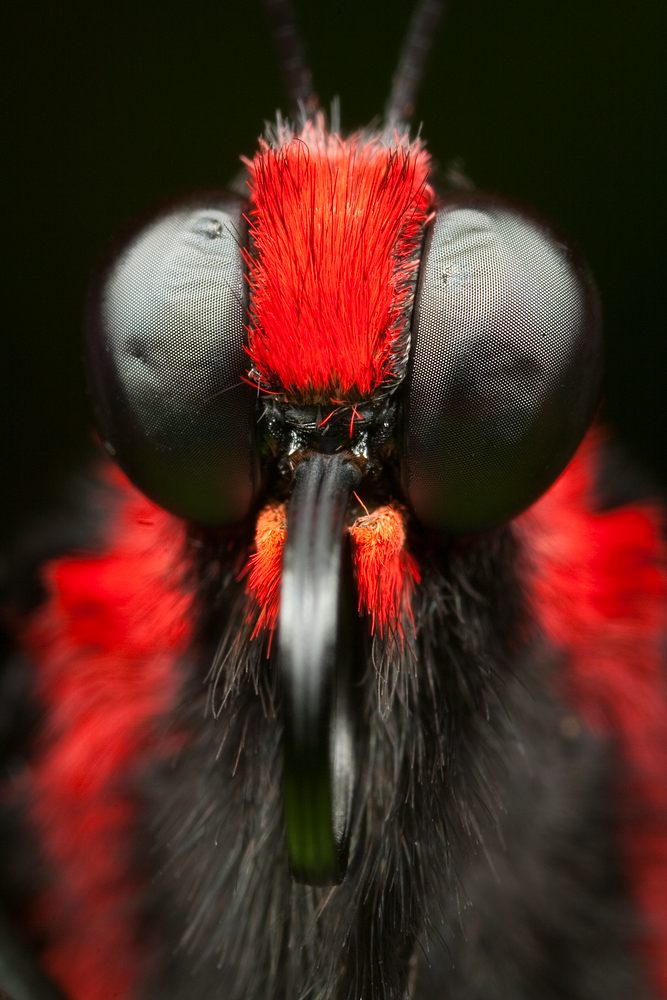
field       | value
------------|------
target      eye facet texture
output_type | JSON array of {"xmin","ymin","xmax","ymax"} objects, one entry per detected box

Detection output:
[
  {"xmin": 84, "ymin": 191, "xmax": 258, "ymax": 524},
  {"xmin": 402, "ymin": 192, "xmax": 603, "ymax": 533}
]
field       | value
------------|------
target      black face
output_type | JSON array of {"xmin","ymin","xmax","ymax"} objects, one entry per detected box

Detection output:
[
  {"xmin": 83, "ymin": 173, "xmax": 604, "ymax": 885},
  {"xmin": 84, "ymin": 186, "xmax": 602, "ymax": 534}
]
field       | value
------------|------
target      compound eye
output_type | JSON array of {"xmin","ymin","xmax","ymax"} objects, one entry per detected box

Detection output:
[
  {"xmin": 84, "ymin": 191, "xmax": 258, "ymax": 524},
  {"xmin": 401, "ymin": 192, "xmax": 603, "ymax": 533}
]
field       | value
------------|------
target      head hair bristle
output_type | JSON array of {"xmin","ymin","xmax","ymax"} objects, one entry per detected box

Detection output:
[{"xmin": 244, "ymin": 120, "xmax": 433, "ymax": 404}]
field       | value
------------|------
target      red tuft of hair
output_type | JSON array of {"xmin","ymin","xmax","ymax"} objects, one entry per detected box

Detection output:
[
  {"xmin": 245, "ymin": 499, "xmax": 418, "ymax": 640},
  {"xmin": 521, "ymin": 431, "xmax": 667, "ymax": 997},
  {"xmin": 18, "ymin": 464, "xmax": 193, "ymax": 1000},
  {"xmin": 246, "ymin": 502, "xmax": 287, "ymax": 637},
  {"xmin": 349, "ymin": 504, "xmax": 419, "ymax": 637},
  {"xmin": 245, "ymin": 121, "xmax": 432, "ymax": 403}
]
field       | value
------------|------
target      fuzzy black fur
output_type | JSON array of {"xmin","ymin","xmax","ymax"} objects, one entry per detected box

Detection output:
[
  {"xmin": 140, "ymin": 522, "xmax": 650, "ymax": 1000},
  {"xmin": 0, "ymin": 460, "xmax": 656, "ymax": 1000}
]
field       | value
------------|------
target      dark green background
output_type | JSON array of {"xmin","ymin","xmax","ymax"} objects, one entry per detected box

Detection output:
[{"xmin": 3, "ymin": 0, "xmax": 665, "ymax": 549}]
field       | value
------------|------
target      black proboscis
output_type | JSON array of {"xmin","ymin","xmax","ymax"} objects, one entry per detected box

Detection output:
[{"xmin": 278, "ymin": 452, "xmax": 361, "ymax": 884}]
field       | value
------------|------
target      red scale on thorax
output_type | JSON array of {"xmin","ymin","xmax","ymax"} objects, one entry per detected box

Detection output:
[
  {"xmin": 16, "ymin": 466, "xmax": 194, "ymax": 1000},
  {"xmin": 520, "ymin": 432, "xmax": 667, "ymax": 996}
]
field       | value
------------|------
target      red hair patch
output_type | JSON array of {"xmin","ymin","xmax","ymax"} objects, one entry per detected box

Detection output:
[
  {"xmin": 349, "ymin": 504, "xmax": 419, "ymax": 637},
  {"xmin": 18, "ymin": 464, "xmax": 193, "ymax": 1000},
  {"xmin": 245, "ymin": 121, "xmax": 432, "ymax": 403},
  {"xmin": 246, "ymin": 499, "xmax": 417, "ymax": 640},
  {"xmin": 246, "ymin": 502, "xmax": 287, "ymax": 637},
  {"xmin": 520, "ymin": 432, "xmax": 667, "ymax": 996}
]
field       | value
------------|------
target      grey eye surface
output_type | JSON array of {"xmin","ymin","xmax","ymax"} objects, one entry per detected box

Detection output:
[
  {"xmin": 401, "ymin": 191, "xmax": 603, "ymax": 533},
  {"xmin": 84, "ymin": 190, "xmax": 258, "ymax": 524}
]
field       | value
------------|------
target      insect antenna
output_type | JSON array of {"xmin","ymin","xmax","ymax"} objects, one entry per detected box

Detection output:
[
  {"xmin": 384, "ymin": 0, "xmax": 449, "ymax": 131},
  {"xmin": 263, "ymin": 0, "xmax": 318, "ymax": 121}
]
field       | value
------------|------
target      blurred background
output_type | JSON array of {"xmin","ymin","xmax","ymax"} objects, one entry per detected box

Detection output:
[{"xmin": 3, "ymin": 0, "xmax": 665, "ymax": 550}]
